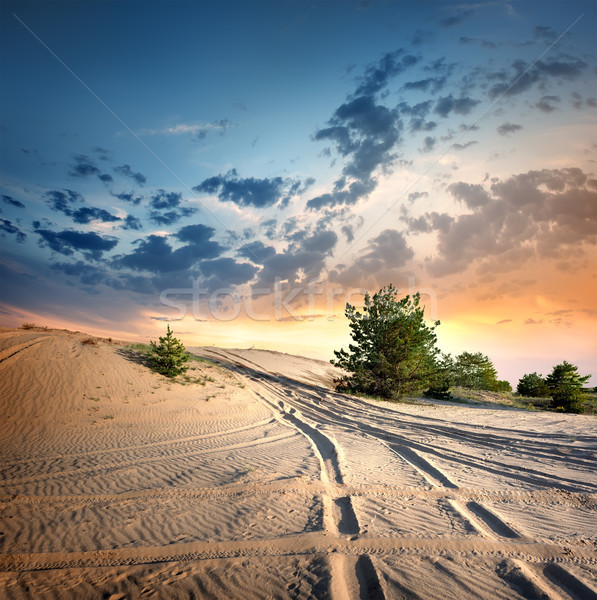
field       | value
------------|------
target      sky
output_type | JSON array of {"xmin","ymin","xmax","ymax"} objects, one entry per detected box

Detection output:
[{"xmin": 1, "ymin": 0, "xmax": 596, "ymax": 387}]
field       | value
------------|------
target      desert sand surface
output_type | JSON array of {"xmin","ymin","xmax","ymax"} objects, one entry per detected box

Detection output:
[{"xmin": 0, "ymin": 327, "xmax": 596, "ymax": 599}]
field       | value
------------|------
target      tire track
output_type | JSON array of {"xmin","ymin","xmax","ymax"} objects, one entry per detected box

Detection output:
[
  {"xmin": 239, "ymin": 369, "xmax": 568, "ymax": 600},
  {"xmin": 0, "ymin": 430, "xmax": 297, "ymax": 487},
  {"xmin": 0, "ymin": 336, "xmax": 46, "ymax": 365},
  {"xmin": 242, "ymin": 374, "xmax": 374, "ymax": 597},
  {"xmin": 2, "ymin": 535, "xmax": 594, "ymax": 573}
]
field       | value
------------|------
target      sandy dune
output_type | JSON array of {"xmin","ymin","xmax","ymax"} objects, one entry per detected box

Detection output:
[{"xmin": 0, "ymin": 328, "xmax": 596, "ymax": 599}]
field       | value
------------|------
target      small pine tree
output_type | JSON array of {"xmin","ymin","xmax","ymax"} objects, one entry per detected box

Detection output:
[
  {"xmin": 517, "ymin": 372, "xmax": 550, "ymax": 397},
  {"xmin": 545, "ymin": 361, "xmax": 590, "ymax": 413},
  {"xmin": 147, "ymin": 325, "xmax": 189, "ymax": 378}
]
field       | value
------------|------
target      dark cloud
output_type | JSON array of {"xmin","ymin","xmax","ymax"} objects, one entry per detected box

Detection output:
[
  {"xmin": 114, "ymin": 164, "xmax": 146, "ymax": 185},
  {"xmin": 398, "ymin": 100, "xmax": 432, "ymax": 118},
  {"xmin": 150, "ymin": 190, "xmax": 181, "ymax": 210},
  {"xmin": 341, "ymin": 225, "xmax": 355, "ymax": 243},
  {"xmin": 249, "ymin": 227, "xmax": 338, "ymax": 289},
  {"xmin": 122, "ymin": 215, "xmax": 143, "ymax": 230},
  {"xmin": 306, "ymin": 177, "xmax": 377, "ymax": 210},
  {"xmin": 421, "ymin": 136, "xmax": 436, "ymax": 153},
  {"xmin": 71, "ymin": 206, "xmax": 121, "ymax": 224},
  {"xmin": 0, "ymin": 218, "xmax": 26, "ymax": 242},
  {"xmin": 587, "ymin": 98, "xmax": 597, "ymax": 108},
  {"xmin": 329, "ymin": 229, "xmax": 414, "ymax": 288},
  {"xmin": 98, "ymin": 173, "xmax": 113, "ymax": 183},
  {"xmin": 34, "ymin": 226, "xmax": 118, "ymax": 260},
  {"xmin": 175, "ymin": 223, "xmax": 221, "ymax": 249},
  {"xmin": 70, "ymin": 154, "xmax": 100, "ymax": 178},
  {"xmin": 148, "ymin": 190, "xmax": 197, "ymax": 224},
  {"xmin": 354, "ymin": 49, "xmax": 419, "ymax": 97},
  {"xmin": 434, "ymin": 95, "xmax": 480, "ymax": 118},
  {"xmin": 45, "ymin": 189, "xmax": 120, "ymax": 224},
  {"xmin": 403, "ymin": 76, "xmax": 447, "ymax": 93},
  {"xmin": 427, "ymin": 168, "xmax": 597, "ymax": 276},
  {"xmin": 311, "ymin": 94, "xmax": 401, "ymax": 208},
  {"xmin": 447, "ymin": 182, "xmax": 491, "ymax": 209},
  {"xmin": 113, "ymin": 225, "xmax": 223, "ymax": 275},
  {"xmin": 440, "ymin": 8, "xmax": 474, "ymax": 28},
  {"xmin": 535, "ymin": 95, "xmax": 560, "ymax": 113},
  {"xmin": 409, "ymin": 117, "xmax": 437, "ymax": 133},
  {"xmin": 301, "ymin": 229, "xmax": 337, "ymax": 253},
  {"xmin": 459, "ymin": 36, "xmax": 496, "ymax": 49},
  {"xmin": 237, "ymin": 240, "xmax": 277, "ymax": 263},
  {"xmin": 113, "ymin": 192, "xmax": 143, "ymax": 205},
  {"xmin": 2, "ymin": 195, "xmax": 25, "ymax": 209},
  {"xmin": 194, "ymin": 169, "xmax": 295, "ymax": 208},
  {"xmin": 149, "ymin": 207, "xmax": 197, "ymax": 225},
  {"xmin": 487, "ymin": 57, "xmax": 588, "ymax": 98},
  {"xmin": 408, "ymin": 191, "xmax": 429, "ymax": 203},
  {"xmin": 401, "ymin": 211, "xmax": 454, "ymax": 234},
  {"xmin": 497, "ymin": 121, "xmax": 523, "ymax": 136},
  {"xmin": 453, "ymin": 140, "xmax": 478, "ymax": 150},
  {"xmin": 46, "ymin": 189, "xmax": 84, "ymax": 214},
  {"xmin": 52, "ymin": 261, "xmax": 106, "ymax": 286},
  {"xmin": 199, "ymin": 257, "xmax": 258, "ymax": 288}
]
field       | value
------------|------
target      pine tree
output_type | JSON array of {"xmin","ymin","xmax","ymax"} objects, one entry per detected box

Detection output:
[
  {"xmin": 452, "ymin": 351, "xmax": 502, "ymax": 391},
  {"xmin": 517, "ymin": 372, "xmax": 550, "ymax": 397},
  {"xmin": 147, "ymin": 325, "xmax": 189, "ymax": 378},
  {"xmin": 331, "ymin": 286, "xmax": 441, "ymax": 399},
  {"xmin": 545, "ymin": 361, "xmax": 590, "ymax": 413}
]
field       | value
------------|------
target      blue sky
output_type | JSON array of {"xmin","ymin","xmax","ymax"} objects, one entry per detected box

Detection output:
[{"xmin": 1, "ymin": 1, "xmax": 596, "ymax": 385}]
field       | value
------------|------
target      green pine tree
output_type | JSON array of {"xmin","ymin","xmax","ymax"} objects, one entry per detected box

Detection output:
[
  {"xmin": 452, "ymin": 351, "xmax": 502, "ymax": 391},
  {"xmin": 545, "ymin": 361, "xmax": 590, "ymax": 413},
  {"xmin": 517, "ymin": 372, "xmax": 550, "ymax": 397},
  {"xmin": 331, "ymin": 286, "xmax": 441, "ymax": 399},
  {"xmin": 147, "ymin": 325, "xmax": 189, "ymax": 378}
]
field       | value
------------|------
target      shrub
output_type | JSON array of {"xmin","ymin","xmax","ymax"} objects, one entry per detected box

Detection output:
[{"xmin": 147, "ymin": 325, "xmax": 189, "ymax": 378}]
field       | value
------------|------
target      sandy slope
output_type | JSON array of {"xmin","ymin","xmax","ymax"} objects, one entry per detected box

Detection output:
[{"xmin": 0, "ymin": 329, "xmax": 596, "ymax": 599}]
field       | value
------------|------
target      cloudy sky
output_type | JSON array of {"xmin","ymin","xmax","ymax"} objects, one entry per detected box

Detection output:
[{"xmin": 1, "ymin": 0, "xmax": 596, "ymax": 385}]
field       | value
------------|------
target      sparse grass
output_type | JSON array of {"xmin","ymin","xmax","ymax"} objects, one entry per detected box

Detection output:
[
  {"xmin": 420, "ymin": 387, "xmax": 597, "ymax": 415},
  {"xmin": 102, "ymin": 415, "xmax": 114, "ymax": 420},
  {"xmin": 186, "ymin": 353, "xmax": 211, "ymax": 364},
  {"xmin": 21, "ymin": 323, "xmax": 48, "ymax": 331},
  {"xmin": 81, "ymin": 337, "xmax": 98, "ymax": 346},
  {"xmin": 126, "ymin": 342, "xmax": 151, "ymax": 354}
]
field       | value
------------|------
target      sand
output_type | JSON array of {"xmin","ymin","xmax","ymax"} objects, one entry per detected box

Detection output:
[{"xmin": 0, "ymin": 327, "xmax": 595, "ymax": 599}]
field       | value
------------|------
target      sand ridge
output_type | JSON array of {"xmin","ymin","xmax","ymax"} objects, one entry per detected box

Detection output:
[{"xmin": 0, "ymin": 330, "xmax": 596, "ymax": 598}]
